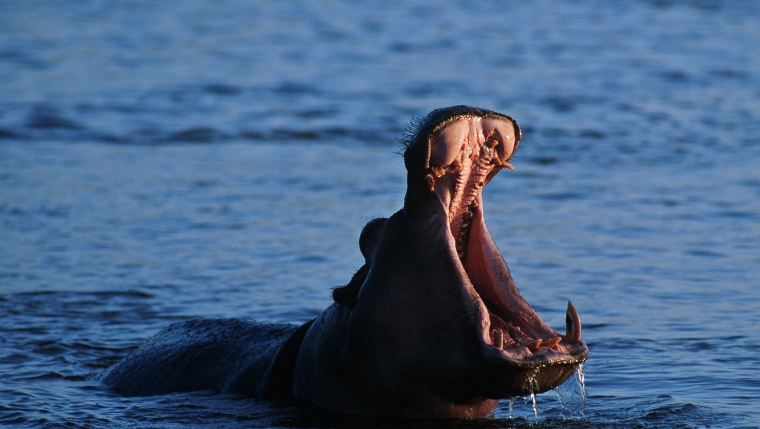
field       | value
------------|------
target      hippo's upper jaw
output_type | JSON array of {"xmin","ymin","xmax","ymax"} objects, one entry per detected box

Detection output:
[{"xmin": 294, "ymin": 106, "xmax": 587, "ymax": 419}]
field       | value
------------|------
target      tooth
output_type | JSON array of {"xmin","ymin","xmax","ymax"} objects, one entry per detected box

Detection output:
[
  {"xmin": 542, "ymin": 337, "xmax": 561, "ymax": 348},
  {"xmin": 525, "ymin": 339, "xmax": 542, "ymax": 351},
  {"xmin": 503, "ymin": 161, "xmax": 515, "ymax": 170},
  {"xmin": 486, "ymin": 139, "xmax": 499, "ymax": 149},
  {"xmin": 493, "ymin": 330, "xmax": 504, "ymax": 349},
  {"xmin": 525, "ymin": 339, "xmax": 542, "ymax": 352},
  {"xmin": 565, "ymin": 301, "xmax": 582, "ymax": 343},
  {"xmin": 424, "ymin": 174, "xmax": 435, "ymax": 192},
  {"xmin": 430, "ymin": 165, "xmax": 445, "ymax": 178}
]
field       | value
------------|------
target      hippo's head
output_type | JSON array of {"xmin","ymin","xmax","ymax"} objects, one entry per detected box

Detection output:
[{"xmin": 295, "ymin": 106, "xmax": 588, "ymax": 418}]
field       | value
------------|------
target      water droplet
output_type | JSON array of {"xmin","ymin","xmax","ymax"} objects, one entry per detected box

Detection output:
[
  {"xmin": 530, "ymin": 392, "xmax": 539, "ymax": 422},
  {"xmin": 553, "ymin": 364, "xmax": 588, "ymax": 417}
]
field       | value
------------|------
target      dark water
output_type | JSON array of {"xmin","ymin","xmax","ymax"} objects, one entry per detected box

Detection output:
[{"xmin": 2, "ymin": 1, "xmax": 759, "ymax": 428}]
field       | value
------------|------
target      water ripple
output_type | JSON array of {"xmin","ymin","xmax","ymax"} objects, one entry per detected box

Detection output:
[{"xmin": 1, "ymin": 0, "xmax": 759, "ymax": 427}]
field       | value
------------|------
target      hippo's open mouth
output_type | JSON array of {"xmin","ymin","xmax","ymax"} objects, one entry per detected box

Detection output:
[{"xmin": 419, "ymin": 108, "xmax": 588, "ymax": 394}]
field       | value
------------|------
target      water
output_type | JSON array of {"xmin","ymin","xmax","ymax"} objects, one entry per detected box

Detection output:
[{"xmin": 2, "ymin": 0, "xmax": 759, "ymax": 427}]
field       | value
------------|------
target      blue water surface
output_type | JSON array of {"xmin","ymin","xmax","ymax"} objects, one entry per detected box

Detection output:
[{"xmin": 1, "ymin": 1, "xmax": 759, "ymax": 428}]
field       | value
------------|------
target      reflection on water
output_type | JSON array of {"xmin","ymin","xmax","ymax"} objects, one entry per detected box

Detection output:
[{"xmin": 2, "ymin": 0, "xmax": 760, "ymax": 427}]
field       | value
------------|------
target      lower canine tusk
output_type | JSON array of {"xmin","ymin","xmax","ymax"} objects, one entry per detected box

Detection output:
[{"xmin": 565, "ymin": 300, "xmax": 582, "ymax": 343}]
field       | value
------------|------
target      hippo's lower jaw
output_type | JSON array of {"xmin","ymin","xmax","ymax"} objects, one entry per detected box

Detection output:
[{"xmin": 478, "ymin": 303, "xmax": 587, "ymax": 398}]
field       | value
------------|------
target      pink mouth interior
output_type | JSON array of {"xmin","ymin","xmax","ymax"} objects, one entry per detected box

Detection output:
[{"xmin": 427, "ymin": 115, "xmax": 582, "ymax": 361}]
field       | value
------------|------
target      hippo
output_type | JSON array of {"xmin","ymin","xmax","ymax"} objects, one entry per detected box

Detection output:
[{"xmin": 103, "ymin": 105, "xmax": 588, "ymax": 419}]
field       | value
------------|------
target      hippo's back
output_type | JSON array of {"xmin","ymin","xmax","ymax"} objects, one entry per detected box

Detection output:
[{"xmin": 103, "ymin": 318, "xmax": 312, "ymax": 398}]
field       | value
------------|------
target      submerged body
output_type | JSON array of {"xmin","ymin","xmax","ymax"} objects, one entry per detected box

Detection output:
[
  {"xmin": 103, "ymin": 106, "xmax": 588, "ymax": 418},
  {"xmin": 104, "ymin": 319, "xmax": 312, "ymax": 399}
]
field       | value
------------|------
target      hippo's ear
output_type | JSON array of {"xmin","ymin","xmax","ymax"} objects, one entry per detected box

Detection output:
[{"xmin": 332, "ymin": 264, "xmax": 369, "ymax": 306}]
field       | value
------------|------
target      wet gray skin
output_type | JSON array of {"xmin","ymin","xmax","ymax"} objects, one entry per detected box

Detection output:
[{"xmin": 103, "ymin": 106, "xmax": 587, "ymax": 419}]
